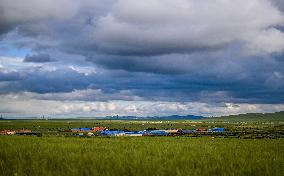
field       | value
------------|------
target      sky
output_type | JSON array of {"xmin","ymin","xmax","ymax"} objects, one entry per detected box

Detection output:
[{"xmin": 1, "ymin": 0, "xmax": 284, "ymax": 118}]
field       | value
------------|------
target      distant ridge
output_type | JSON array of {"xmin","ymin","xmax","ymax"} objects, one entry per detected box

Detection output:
[
  {"xmin": 206, "ymin": 111, "xmax": 284, "ymax": 122},
  {"xmin": 1, "ymin": 111, "xmax": 283, "ymax": 121},
  {"xmin": 150, "ymin": 114, "xmax": 204, "ymax": 120},
  {"xmin": 104, "ymin": 114, "xmax": 204, "ymax": 120}
]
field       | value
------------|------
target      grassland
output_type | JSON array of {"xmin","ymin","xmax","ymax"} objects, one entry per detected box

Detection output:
[
  {"xmin": 0, "ymin": 113, "xmax": 283, "ymax": 176},
  {"xmin": 205, "ymin": 111, "xmax": 284, "ymax": 122},
  {"xmin": 0, "ymin": 118, "xmax": 283, "ymax": 138},
  {"xmin": 0, "ymin": 136, "xmax": 283, "ymax": 176}
]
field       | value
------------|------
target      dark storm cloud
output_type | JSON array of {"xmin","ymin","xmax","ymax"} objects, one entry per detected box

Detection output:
[
  {"xmin": 1, "ymin": 0, "xmax": 284, "ymax": 106},
  {"xmin": 86, "ymin": 55, "xmax": 186, "ymax": 74},
  {"xmin": 0, "ymin": 71, "xmax": 21, "ymax": 81},
  {"xmin": 21, "ymin": 68, "xmax": 95, "ymax": 93},
  {"xmin": 17, "ymin": 23, "xmax": 51, "ymax": 37},
  {"xmin": 0, "ymin": 67, "xmax": 94, "ymax": 94},
  {"xmin": 271, "ymin": 0, "xmax": 284, "ymax": 11},
  {"xmin": 86, "ymin": 47, "xmax": 238, "ymax": 74},
  {"xmin": 0, "ymin": 58, "xmax": 283, "ymax": 104},
  {"xmin": 24, "ymin": 53, "xmax": 53, "ymax": 63}
]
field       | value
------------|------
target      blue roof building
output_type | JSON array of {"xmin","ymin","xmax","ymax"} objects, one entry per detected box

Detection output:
[
  {"xmin": 149, "ymin": 130, "xmax": 169, "ymax": 136},
  {"xmin": 100, "ymin": 130, "xmax": 125, "ymax": 136},
  {"xmin": 182, "ymin": 130, "xmax": 197, "ymax": 133},
  {"xmin": 208, "ymin": 128, "xmax": 224, "ymax": 133},
  {"xmin": 71, "ymin": 128, "xmax": 92, "ymax": 131}
]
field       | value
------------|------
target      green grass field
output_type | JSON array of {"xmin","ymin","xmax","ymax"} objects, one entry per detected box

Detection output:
[
  {"xmin": 0, "ymin": 114, "xmax": 283, "ymax": 176},
  {"xmin": 205, "ymin": 111, "xmax": 284, "ymax": 122},
  {"xmin": 0, "ymin": 136, "xmax": 283, "ymax": 176},
  {"xmin": 1, "ymin": 119, "xmax": 283, "ymax": 138}
]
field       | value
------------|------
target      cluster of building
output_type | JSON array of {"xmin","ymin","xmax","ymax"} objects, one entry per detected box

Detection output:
[
  {"xmin": 0, "ymin": 130, "xmax": 16, "ymax": 135},
  {"xmin": 71, "ymin": 127, "xmax": 225, "ymax": 137},
  {"xmin": 0, "ymin": 129, "xmax": 41, "ymax": 136},
  {"xmin": 0, "ymin": 127, "xmax": 224, "ymax": 137},
  {"xmin": 70, "ymin": 127, "xmax": 106, "ymax": 133}
]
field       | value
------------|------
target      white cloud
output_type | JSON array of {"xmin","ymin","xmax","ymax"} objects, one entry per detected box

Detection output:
[
  {"xmin": 94, "ymin": 0, "xmax": 284, "ymax": 55},
  {"xmin": 0, "ymin": 0, "xmax": 80, "ymax": 34},
  {"xmin": 243, "ymin": 28, "xmax": 284, "ymax": 54},
  {"xmin": 0, "ymin": 0, "xmax": 79, "ymax": 22},
  {"xmin": 0, "ymin": 93, "xmax": 284, "ymax": 117},
  {"xmin": 0, "ymin": 56, "xmax": 41, "ymax": 70},
  {"xmin": 19, "ymin": 89, "xmax": 144, "ymax": 102}
]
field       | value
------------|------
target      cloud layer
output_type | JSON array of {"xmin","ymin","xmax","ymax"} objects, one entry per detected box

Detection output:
[
  {"xmin": 0, "ymin": 0, "xmax": 284, "ymax": 117},
  {"xmin": 24, "ymin": 53, "xmax": 52, "ymax": 63},
  {"xmin": 94, "ymin": 0, "xmax": 284, "ymax": 55}
]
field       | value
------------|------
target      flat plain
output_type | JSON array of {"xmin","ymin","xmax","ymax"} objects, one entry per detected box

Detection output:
[{"xmin": 0, "ymin": 113, "xmax": 283, "ymax": 176}]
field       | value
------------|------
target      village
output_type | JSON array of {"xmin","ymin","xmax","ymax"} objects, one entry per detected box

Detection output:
[{"xmin": 0, "ymin": 127, "xmax": 224, "ymax": 137}]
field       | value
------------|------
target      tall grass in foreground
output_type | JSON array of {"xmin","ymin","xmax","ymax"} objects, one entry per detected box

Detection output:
[{"xmin": 0, "ymin": 136, "xmax": 283, "ymax": 176}]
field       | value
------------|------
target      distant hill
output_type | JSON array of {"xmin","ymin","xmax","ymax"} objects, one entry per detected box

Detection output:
[
  {"xmin": 205, "ymin": 111, "xmax": 284, "ymax": 122},
  {"xmin": 150, "ymin": 115, "xmax": 204, "ymax": 120},
  {"xmin": 104, "ymin": 114, "xmax": 204, "ymax": 120},
  {"xmin": 2, "ymin": 111, "xmax": 283, "ymax": 122}
]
